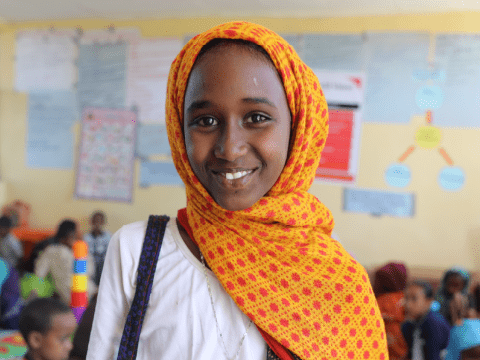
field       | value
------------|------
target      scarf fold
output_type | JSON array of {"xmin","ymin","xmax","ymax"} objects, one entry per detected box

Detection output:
[{"xmin": 167, "ymin": 21, "xmax": 387, "ymax": 359}]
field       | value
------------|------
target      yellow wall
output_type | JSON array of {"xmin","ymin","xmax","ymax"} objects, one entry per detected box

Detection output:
[{"xmin": 1, "ymin": 13, "xmax": 480, "ymax": 270}]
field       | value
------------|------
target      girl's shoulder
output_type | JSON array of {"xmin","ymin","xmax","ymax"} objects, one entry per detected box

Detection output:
[
  {"xmin": 110, "ymin": 217, "xmax": 176, "ymax": 259},
  {"xmin": 111, "ymin": 220, "xmax": 149, "ymax": 252}
]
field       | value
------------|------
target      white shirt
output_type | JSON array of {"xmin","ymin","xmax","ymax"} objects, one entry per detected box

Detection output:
[
  {"xmin": 87, "ymin": 218, "xmax": 267, "ymax": 360},
  {"xmin": 412, "ymin": 327, "xmax": 425, "ymax": 360},
  {"xmin": 34, "ymin": 244, "xmax": 97, "ymax": 305},
  {"xmin": 84, "ymin": 230, "xmax": 112, "ymax": 258}
]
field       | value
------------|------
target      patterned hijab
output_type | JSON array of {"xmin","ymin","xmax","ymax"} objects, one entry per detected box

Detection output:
[{"xmin": 166, "ymin": 22, "xmax": 387, "ymax": 359}]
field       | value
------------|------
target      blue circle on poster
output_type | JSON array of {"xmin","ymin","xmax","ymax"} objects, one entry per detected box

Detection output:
[
  {"xmin": 438, "ymin": 167, "xmax": 465, "ymax": 191},
  {"xmin": 385, "ymin": 164, "xmax": 411, "ymax": 188},
  {"xmin": 416, "ymin": 86, "xmax": 444, "ymax": 110}
]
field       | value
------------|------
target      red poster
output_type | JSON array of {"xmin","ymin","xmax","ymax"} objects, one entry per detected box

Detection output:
[{"xmin": 316, "ymin": 110, "xmax": 355, "ymax": 182}]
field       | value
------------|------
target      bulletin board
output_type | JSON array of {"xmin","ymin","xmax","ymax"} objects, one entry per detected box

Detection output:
[
  {"xmin": 2, "ymin": 14, "xmax": 480, "ymax": 270},
  {"xmin": 14, "ymin": 25, "xmax": 479, "ymax": 196}
]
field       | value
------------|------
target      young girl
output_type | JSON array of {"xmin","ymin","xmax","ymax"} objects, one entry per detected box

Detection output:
[
  {"xmin": 87, "ymin": 22, "xmax": 387, "ymax": 360},
  {"xmin": 436, "ymin": 267, "xmax": 476, "ymax": 326},
  {"xmin": 35, "ymin": 221, "xmax": 97, "ymax": 305},
  {"xmin": 373, "ymin": 262, "xmax": 408, "ymax": 360},
  {"xmin": 445, "ymin": 290, "xmax": 480, "ymax": 360}
]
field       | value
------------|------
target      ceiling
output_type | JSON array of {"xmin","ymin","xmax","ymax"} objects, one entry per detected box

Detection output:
[{"xmin": 0, "ymin": 0, "xmax": 479, "ymax": 22}]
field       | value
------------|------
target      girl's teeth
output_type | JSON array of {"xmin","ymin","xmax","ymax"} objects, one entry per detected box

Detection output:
[{"xmin": 225, "ymin": 171, "xmax": 249, "ymax": 180}]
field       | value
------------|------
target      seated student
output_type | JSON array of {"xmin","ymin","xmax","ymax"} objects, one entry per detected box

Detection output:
[
  {"xmin": 373, "ymin": 262, "xmax": 409, "ymax": 360},
  {"xmin": 34, "ymin": 222, "xmax": 97, "ymax": 305},
  {"xmin": 69, "ymin": 293, "xmax": 97, "ymax": 360},
  {"xmin": 473, "ymin": 283, "xmax": 480, "ymax": 318},
  {"xmin": 0, "ymin": 257, "xmax": 23, "ymax": 329},
  {"xmin": 436, "ymin": 267, "xmax": 476, "ymax": 326},
  {"xmin": 23, "ymin": 220, "xmax": 77, "ymax": 274},
  {"xmin": 402, "ymin": 280, "xmax": 451, "ymax": 360},
  {"xmin": 445, "ymin": 292, "xmax": 480, "ymax": 360},
  {"xmin": 0, "ymin": 216, "xmax": 23, "ymax": 269},
  {"xmin": 19, "ymin": 297, "xmax": 76, "ymax": 360},
  {"xmin": 83, "ymin": 211, "xmax": 111, "ymax": 286}
]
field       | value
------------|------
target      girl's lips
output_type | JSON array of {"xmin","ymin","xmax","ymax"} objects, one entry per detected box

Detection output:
[
  {"xmin": 221, "ymin": 170, "xmax": 253, "ymax": 180},
  {"xmin": 211, "ymin": 169, "xmax": 257, "ymax": 189}
]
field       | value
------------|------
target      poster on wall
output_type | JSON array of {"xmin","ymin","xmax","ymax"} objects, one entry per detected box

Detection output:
[
  {"xmin": 15, "ymin": 29, "xmax": 77, "ymax": 92},
  {"xmin": 75, "ymin": 108, "xmax": 137, "ymax": 202},
  {"xmin": 343, "ymin": 188, "xmax": 415, "ymax": 218},
  {"xmin": 313, "ymin": 70, "xmax": 365, "ymax": 184},
  {"xmin": 79, "ymin": 28, "xmax": 140, "ymax": 45},
  {"xmin": 434, "ymin": 33, "xmax": 480, "ymax": 128},
  {"xmin": 26, "ymin": 91, "xmax": 77, "ymax": 169},
  {"xmin": 363, "ymin": 32, "xmax": 430, "ymax": 124},
  {"xmin": 126, "ymin": 37, "xmax": 182, "ymax": 125},
  {"xmin": 303, "ymin": 34, "xmax": 363, "ymax": 72},
  {"xmin": 77, "ymin": 42, "xmax": 128, "ymax": 111}
]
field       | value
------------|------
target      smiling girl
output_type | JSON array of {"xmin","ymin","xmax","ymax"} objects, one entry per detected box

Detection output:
[{"xmin": 87, "ymin": 22, "xmax": 387, "ymax": 360}]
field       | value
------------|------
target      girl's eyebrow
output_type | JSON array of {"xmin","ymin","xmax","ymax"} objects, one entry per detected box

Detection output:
[
  {"xmin": 187, "ymin": 97, "xmax": 277, "ymax": 114},
  {"xmin": 242, "ymin": 97, "xmax": 277, "ymax": 108},
  {"xmin": 187, "ymin": 100, "xmax": 212, "ymax": 113}
]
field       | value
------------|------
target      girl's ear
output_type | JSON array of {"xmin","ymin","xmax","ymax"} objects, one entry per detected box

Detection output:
[{"xmin": 28, "ymin": 331, "xmax": 43, "ymax": 350}]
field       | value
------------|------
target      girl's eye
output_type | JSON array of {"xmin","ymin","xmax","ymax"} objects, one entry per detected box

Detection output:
[
  {"xmin": 197, "ymin": 117, "xmax": 217, "ymax": 127},
  {"xmin": 247, "ymin": 114, "xmax": 269, "ymax": 123}
]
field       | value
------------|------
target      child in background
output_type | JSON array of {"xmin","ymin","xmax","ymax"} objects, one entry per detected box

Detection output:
[
  {"xmin": 373, "ymin": 262, "xmax": 409, "ymax": 360},
  {"xmin": 0, "ymin": 216, "xmax": 23, "ymax": 269},
  {"xmin": 445, "ymin": 291, "xmax": 480, "ymax": 360},
  {"xmin": 24, "ymin": 220, "xmax": 77, "ymax": 274},
  {"xmin": 34, "ymin": 221, "xmax": 97, "ymax": 305},
  {"xmin": 69, "ymin": 294, "xmax": 98, "ymax": 360},
  {"xmin": 436, "ymin": 267, "xmax": 476, "ymax": 326},
  {"xmin": 83, "ymin": 211, "xmax": 111, "ymax": 286},
  {"xmin": 19, "ymin": 298, "xmax": 76, "ymax": 360},
  {"xmin": 0, "ymin": 257, "xmax": 23, "ymax": 329},
  {"xmin": 473, "ymin": 283, "xmax": 480, "ymax": 318},
  {"xmin": 402, "ymin": 280, "xmax": 451, "ymax": 360}
]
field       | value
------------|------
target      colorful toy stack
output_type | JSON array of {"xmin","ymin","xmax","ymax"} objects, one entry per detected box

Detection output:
[{"xmin": 71, "ymin": 240, "xmax": 89, "ymax": 323}]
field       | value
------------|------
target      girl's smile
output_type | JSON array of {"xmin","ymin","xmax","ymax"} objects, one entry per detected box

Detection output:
[{"xmin": 183, "ymin": 43, "xmax": 291, "ymax": 211}]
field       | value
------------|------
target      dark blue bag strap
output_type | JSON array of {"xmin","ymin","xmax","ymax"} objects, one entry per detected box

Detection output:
[{"xmin": 117, "ymin": 215, "xmax": 170, "ymax": 360}]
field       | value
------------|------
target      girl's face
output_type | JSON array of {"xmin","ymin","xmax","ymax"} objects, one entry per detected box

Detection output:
[
  {"xmin": 446, "ymin": 274, "xmax": 465, "ymax": 295},
  {"xmin": 404, "ymin": 285, "xmax": 432, "ymax": 321},
  {"xmin": 184, "ymin": 45, "xmax": 291, "ymax": 211}
]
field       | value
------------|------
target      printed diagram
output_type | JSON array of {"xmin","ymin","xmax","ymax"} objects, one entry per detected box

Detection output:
[{"xmin": 385, "ymin": 81, "xmax": 465, "ymax": 191}]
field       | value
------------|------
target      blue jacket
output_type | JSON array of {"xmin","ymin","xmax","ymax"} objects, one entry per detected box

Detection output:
[
  {"xmin": 0, "ymin": 258, "xmax": 23, "ymax": 329},
  {"xmin": 402, "ymin": 310, "xmax": 451, "ymax": 360},
  {"xmin": 445, "ymin": 319, "xmax": 480, "ymax": 360}
]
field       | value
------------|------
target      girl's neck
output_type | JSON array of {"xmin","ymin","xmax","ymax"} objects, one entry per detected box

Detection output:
[{"xmin": 175, "ymin": 218, "xmax": 211, "ymax": 271}]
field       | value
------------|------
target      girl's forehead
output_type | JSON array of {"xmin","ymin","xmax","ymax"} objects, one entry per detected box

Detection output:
[
  {"xmin": 447, "ymin": 273, "xmax": 465, "ymax": 282},
  {"xmin": 191, "ymin": 43, "xmax": 277, "ymax": 79},
  {"xmin": 185, "ymin": 47, "xmax": 287, "ymax": 108}
]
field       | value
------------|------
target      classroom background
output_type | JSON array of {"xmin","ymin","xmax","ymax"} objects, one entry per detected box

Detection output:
[{"xmin": 1, "ymin": 2, "xmax": 480, "ymax": 278}]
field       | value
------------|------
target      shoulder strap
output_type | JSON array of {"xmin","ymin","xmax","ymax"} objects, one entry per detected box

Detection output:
[{"xmin": 116, "ymin": 215, "xmax": 170, "ymax": 360}]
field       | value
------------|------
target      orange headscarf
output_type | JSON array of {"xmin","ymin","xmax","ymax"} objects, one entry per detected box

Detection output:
[{"xmin": 166, "ymin": 22, "xmax": 387, "ymax": 359}]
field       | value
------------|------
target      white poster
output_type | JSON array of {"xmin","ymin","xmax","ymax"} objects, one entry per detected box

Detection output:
[
  {"xmin": 126, "ymin": 38, "xmax": 182, "ymax": 124},
  {"xmin": 15, "ymin": 30, "xmax": 77, "ymax": 92}
]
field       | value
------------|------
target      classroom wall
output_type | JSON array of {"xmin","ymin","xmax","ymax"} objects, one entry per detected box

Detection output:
[{"xmin": 1, "ymin": 13, "xmax": 480, "ymax": 271}]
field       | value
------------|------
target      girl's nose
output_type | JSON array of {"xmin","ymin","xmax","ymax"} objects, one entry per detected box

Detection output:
[{"xmin": 213, "ymin": 120, "xmax": 248, "ymax": 161}]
